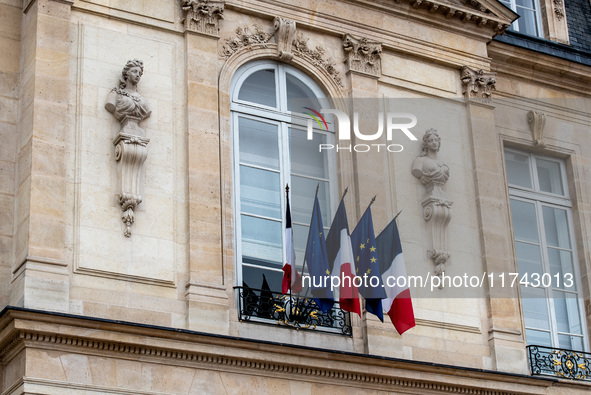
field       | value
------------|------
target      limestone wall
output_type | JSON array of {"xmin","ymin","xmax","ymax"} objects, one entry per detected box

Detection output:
[{"xmin": 0, "ymin": 0, "xmax": 590, "ymax": 387}]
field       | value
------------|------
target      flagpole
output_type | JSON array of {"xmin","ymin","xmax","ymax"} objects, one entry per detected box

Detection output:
[{"xmin": 285, "ymin": 184, "xmax": 293, "ymax": 317}]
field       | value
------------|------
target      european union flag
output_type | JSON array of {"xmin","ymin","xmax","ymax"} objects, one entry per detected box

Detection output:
[
  {"xmin": 351, "ymin": 206, "xmax": 386, "ymax": 321},
  {"xmin": 305, "ymin": 195, "xmax": 334, "ymax": 313}
]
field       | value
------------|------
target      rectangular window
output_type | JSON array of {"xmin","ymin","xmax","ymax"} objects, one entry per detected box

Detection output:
[
  {"xmin": 499, "ymin": 0, "xmax": 543, "ymax": 37},
  {"xmin": 505, "ymin": 148, "xmax": 588, "ymax": 351}
]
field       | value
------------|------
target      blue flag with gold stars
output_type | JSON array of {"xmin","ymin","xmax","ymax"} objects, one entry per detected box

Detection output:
[
  {"xmin": 305, "ymin": 195, "xmax": 334, "ymax": 313},
  {"xmin": 351, "ymin": 206, "xmax": 387, "ymax": 321}
]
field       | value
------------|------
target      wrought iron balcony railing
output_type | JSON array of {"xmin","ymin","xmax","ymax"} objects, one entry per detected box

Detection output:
[
  {"xmin": 235, "ymin": 286, "xmax": 352, "ymax": 336},
  {"xmin": 528, "ymin": 345, "xmax": 591, "ymax": 381}
]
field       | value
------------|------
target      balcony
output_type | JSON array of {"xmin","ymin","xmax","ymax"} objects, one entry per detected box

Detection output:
[
  {"xmin": 235, "ymin": 286, "xmax": 352, "ymax": 336},
  {"xmin": 528, "ymin": 345, "xmax": 591, "ymax": 381}
]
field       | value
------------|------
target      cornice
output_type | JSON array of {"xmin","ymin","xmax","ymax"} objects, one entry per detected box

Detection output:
[
  {"xmin": 488, "ymin": 41, "xmax": 591, "ymax": 97},
  {"xmin": 0, "ymin": 308, "xmax": 563, "ymax": 394},
  {"xmin": 225, "ymin": 0, "xmax": 494, "ymax": 70}
]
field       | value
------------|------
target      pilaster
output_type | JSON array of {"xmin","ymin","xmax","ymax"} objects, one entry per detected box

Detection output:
[
  {"xmin": 463, "ymin": 72, "xmax": 528, "ymax": 373},
  {"xmin": 12, "ymin": 0, "xmax": 73, "ymax": 312},
  {"xmin": 183, "ymin": 2, "xmax": 229, "ymax": 334}
]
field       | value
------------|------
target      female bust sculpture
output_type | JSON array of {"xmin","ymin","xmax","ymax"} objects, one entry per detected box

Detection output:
[
  {"xmin": 105, "ymin": 59, "xmax": 151, "ymax": 123},
  {"xmin": 412, "ymin": 129, "xmax": 449, "ymax": 195}
]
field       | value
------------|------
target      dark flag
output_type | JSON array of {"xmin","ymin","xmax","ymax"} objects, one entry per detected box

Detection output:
[
  {"xmin": 351, "ymin": 206, "xmax": 387, "ymax": 321},
  {"xmin": 305, "ymin": 195, "xmax": 334, "ymax": 313}
]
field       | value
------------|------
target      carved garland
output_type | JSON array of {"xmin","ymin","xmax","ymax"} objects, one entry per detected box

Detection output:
[
  {"xmin": 0, "ymin": 329, "xmax": 521, "ymax": 395},
  {"xmin": 220, "ymin": 23, "xmax": 343, "ymax": 88}
]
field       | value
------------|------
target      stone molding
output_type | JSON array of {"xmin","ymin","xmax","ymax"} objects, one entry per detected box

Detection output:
[
  {"xmin": 527, "ymin": 110, "xmax": 547, "ymax": 147},
  {"xmin": 23, "ymin": 0, "xmax": 74, "ymax": 14},
  {"xmin": 220, "ymin": 24, "xmax": 343, "ymax": 88},
  {"xmin": 181, "ymin": 0, "xmax": 225, "ymax": 37},
  {"xmin": 342, "ymin": 34, "xmax": 382, "ymax": 78},
  {"xmin": 461, "ymin": 66, "xmax": 496, "ymax": 103},
  {"xmin": 0, "ymin": 310, "xmax": 554, "ymax": 395}
]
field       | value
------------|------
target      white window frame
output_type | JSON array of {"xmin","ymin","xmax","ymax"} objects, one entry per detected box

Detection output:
[
  {"xmin": 230, "ymin": 60, "xmax": 337, "ymax": 291},
  {"xmin": 505, "ymin": 148, "xmax": 588, "ymax": 351},
  {"xmin": 500, "ymin": 0, "xmax": 544, "ymax": 38}
]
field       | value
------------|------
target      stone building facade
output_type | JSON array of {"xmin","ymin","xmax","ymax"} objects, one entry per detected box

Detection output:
[{"xmin": 0, "ymin": 0, "xmax": 590, "ymax": 393}]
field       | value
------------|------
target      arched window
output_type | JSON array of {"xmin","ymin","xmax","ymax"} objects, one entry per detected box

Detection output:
[{"xmin": 231, "ymin": 61, "xmax": 336, "ymax": 293}]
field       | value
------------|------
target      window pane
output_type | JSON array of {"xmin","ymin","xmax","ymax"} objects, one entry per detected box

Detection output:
[
  {"xmin": 558, "ymin": 334, "xmax": 584, "ymax": 351},
  {"xmin": 238, "ymin": 118, "xmax": 279, "ymax": 169},
  {"xmin": 543, "ymin": 206, "xmax": 571, "ymax": 249},
  {"xmin": 291, "ymin": 177, "xmax": 330, "ymax": 225},
  {"xmin": 516, "ymin": 7, "xmax": 539, "ymax": 36},
  {"xmin": 521, "ymin": 286, "xmax": 550, "ymax": 330},
  {"xmin": 536, "ymin": 159, "xmax": 564, "ymax": 195},
  {"xmin": 238, "ymin": 69, "xmax": 276, "ymax": 107},
  {"xmin": 547, "ymin": 248, "xmax": 576, "ymax": 291},
  {"xmin": 516, "ymin": 0, "xmax": 534, "ymax": 9},
  {"xmin": 510, "ymin": 199, "xmax": 539, "ymax": 243},
  {"xmin": 240, "ymin": 166, "xmax": 280, "ymax": 218},
  {"xmin": 554, "ymin": 291, "xmax": 582, "ymax": 335},
  {"xmin": 505, "ymin": 150, "xmax": 532, "ymax": 188},
  {"xmin": 241, "ymin": 215, "xmax": 282, "ymax": 263},
  {"xmin": 516, "ymin": 242, "xmax": 543, "ymax": 277},
  {"xmin": 526, "ymin": 329, "xmax": 552, "ymax": 347},
  {"xmin": 286, "ymin": 72, "xmax": 322, "ymax": 113},
  {"xmin": 242, "ymin": 265, "xmax": 283, "ymax": 293},
  {"xmin": 292, "ymin": 223, "xmax": 308, "ymax": 265},
  {"xmin": 290, "ymin": 128, "xmax": 330, "ymax": 179}
]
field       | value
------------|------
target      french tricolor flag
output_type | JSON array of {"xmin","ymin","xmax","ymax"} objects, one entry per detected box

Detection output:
[
  {"xmin": 282, "ymin": 187, "xmax": 302, "ymax": 294},
  {"xmin": 326, "ymin": 199, "xmax": 361, "ymax": 316},
  {"xmin": 376, "ymin": 217, "xmax": 415, "ymax": 334}
]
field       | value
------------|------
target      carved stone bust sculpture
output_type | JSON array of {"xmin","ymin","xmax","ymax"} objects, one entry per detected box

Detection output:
[
  {"xmin": 105, "ymin": 58, "xmax": 151, "ymax": 123},
  {"xmin": 105, "ymin": 59, "xmax": 151, "ymax": 237},
  {"xmin": 412, "ymin": 128, "xmax": 450, "ymax": 196}
]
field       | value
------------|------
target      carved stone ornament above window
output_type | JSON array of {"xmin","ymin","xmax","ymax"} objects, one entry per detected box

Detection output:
[
  {"xmin": 274, "ymin": 17, "xmax": 297, "ymax": 61},
  {"xmin": 342, "ymin": 34, "xmax": 382, "ymax": 78},
  {"xmin": 220, "ymin": 23, "xmax": 343, "ymax": 87},
  {"xmin": 461, "ymin": 66, "xmax": 496, "ymax": 103},
  {"xmin": 181, "ymin": 0, "xmax": 225, "ymax": 36},
  {"xmin": 527, "ymin": 110, "xmax": 547, "ymax": 147}
]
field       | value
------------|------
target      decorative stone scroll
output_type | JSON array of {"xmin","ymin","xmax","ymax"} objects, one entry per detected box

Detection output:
[
  {"xmin": 220, "ymin": 23, "xmax": 343, "ymax": 87},
  {"xmin": 527, "ymin": 110, "xmax": 547, "ymax": 147},
  {"xmin": 274, "ymin": 17, "xmax": 297, "ymax": 61},
  {"xmin": 181, "ymin": 0, "xmax": 225, "ymax": 36},
  {"xmin": 105, "ymin": 59, "xmax": 152, "ymax": 237},
  {"xmin": 461, "ymin": 66, "xmax": 496, "ymax": 103},
  {"xmin": 342, "ymin": 34, "xmax": 382, "ymax": 77},
  {"xmin": 412, "ymin": 129, "xmax": 452, "ymax": 278}
]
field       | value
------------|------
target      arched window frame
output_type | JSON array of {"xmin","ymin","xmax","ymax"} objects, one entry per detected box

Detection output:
[{"xmin": 230, "ymin": 60, "xmax": 338, "ymax": 293}]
